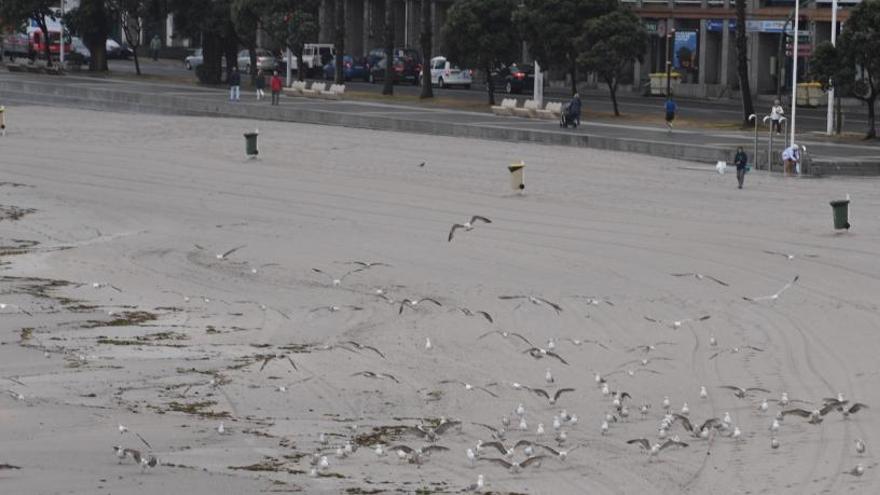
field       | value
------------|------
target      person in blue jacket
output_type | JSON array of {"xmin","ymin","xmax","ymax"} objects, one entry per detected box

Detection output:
[{"xmin": 664, "ymin": 97, "xmax": 677, "ymax": 131}]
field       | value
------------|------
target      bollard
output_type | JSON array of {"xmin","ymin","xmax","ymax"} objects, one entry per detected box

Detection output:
[
  {"xmin": 508, "ymin": 161, "xmax": 525, "ymax": 192},
  {"xmin": 244, "ymin": 130, "xmax": 259, "ymax": 158},
  {"xmin": 0, "ymin": 106, "xmax": 6, "ymax": 137},
  {"xmin": 829, "ymin": 199, "xmax": 850, "ymax": 230}
]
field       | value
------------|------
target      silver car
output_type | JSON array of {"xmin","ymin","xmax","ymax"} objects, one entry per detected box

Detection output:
[
  {"xmin": 237, "ymin": 49, "xmax": 276, "ymax": 72},
  {"xmin": 184, "ymin": 48, "xmax": 202, "ymax": 70}
]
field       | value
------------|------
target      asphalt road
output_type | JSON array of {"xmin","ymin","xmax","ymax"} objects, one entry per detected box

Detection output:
[{"xmin": 108, "ymin": 57, "xmax": 874, "ymax": 135}]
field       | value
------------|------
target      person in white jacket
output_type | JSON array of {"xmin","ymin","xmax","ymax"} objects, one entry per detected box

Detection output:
[
  {"xmin": 770, "ymin": 100, "xmax": 784, "ymax": 135},
  {"xmin": 781, "ymin": 144, "xmax": 799, "ymax": 177}
]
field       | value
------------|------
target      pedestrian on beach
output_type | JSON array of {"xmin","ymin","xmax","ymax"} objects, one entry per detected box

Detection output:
[
  {"xmin": 664, "ymin": 97, "xmax": 677, "ymax": 132},
  {"xmin": 150, "ymin": 35, "xmax": 161, "ymax": 61},
  {"xmin": 228, "ymin": 67, "xmax": 241, "ymax": 102},
  {"xmin": 734, "ymin": 146, "xmax": 748, "ymax": 189},
  {"xmin": 770, "ymin": 99, "xmax": 784, "ymax": 135},
  {"xmin": 781, "ymin": 143, "xmax": 799, "ymax": 177},
  {"xmin": 255, "ymin": 69, "xmax": 266, "ymax": 101},
  {"xmin": 270, "ymin": 71, "xmax": 283, "ymax": 106}
]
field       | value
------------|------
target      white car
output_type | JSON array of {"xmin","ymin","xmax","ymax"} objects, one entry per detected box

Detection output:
[
  {"xmin": 237, "ymin": 49, "xmax": 277, "ymax": 72},
  {"xmin": 426, "ymin": 56, "xmax": 472, "ymax": 89}
]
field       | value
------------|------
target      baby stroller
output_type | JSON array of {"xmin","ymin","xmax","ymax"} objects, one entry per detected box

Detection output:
[{"xmin": 559, "ymin": 99, "xmax": 581, "ymax": 129}]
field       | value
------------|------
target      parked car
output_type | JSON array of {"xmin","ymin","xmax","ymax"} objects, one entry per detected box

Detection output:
[
  {"xmin": 423, "ymin": 56, "xmax": 472, "ymax": 89},
  {"xmin": 184, "ymin": 48, "xmax": 202, "ymax": 70},
  {"xmin": 368, "ymin": 55, "xmax": 420, "ymax": 85},
  {"xmin": 237, "ymin": 48, "xmax": 277, "ymax": 72},
  {"xmin": 106, "ymin": 38, "xmax": 133, "ymax": 59},
  {"xmin": 322, "ymin": 55, "xmax": 368, "ymax": 81},
  {"xmin": 490, "ymin": 63, "xmax": 535, "ymax": 94},
  {"xmin": 67, "ymin": 36, "xmax": 90, "ymax": 65},
  {"xmin": 365, "ymin": 47, "xmax": 422, "ymax": 72}
]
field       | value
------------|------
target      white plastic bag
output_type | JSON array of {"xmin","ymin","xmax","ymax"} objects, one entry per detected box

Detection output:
[{"xmin": 715, "ymin": 160, "xmax": 728, "ymax": 175}]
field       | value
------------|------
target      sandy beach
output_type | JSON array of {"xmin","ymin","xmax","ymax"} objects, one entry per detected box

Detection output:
[{"xmin": 1, "ymin": 105, "xmax": 879, "ymax": 494}]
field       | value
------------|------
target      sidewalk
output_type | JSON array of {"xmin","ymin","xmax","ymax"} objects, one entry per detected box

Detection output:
[{"xmin": 1, "ymin": 69, "xmax": 878, "ymax": 176}]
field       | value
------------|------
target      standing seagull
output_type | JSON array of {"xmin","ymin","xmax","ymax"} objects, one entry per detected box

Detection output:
[
  {"xmin": 743, "ymin": 275, "xmax": 799, "ymax": 302},
  {"xmin": 449, "ymin": 216, "xmax": 492, "ymax": 242}
]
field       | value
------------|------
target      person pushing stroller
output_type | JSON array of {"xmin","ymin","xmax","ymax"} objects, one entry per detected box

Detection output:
[{"xmin": 560, "ymin": 93, "xmax": 582, "ymax": 128}]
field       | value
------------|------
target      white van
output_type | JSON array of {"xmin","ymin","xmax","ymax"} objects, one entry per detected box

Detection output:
[
  {"xmin": 290, "ymin": 43, "xmax": 334, "ymax": 76},
  {"xmin": 425, "ymin": 56, "xmax": 472, "ymax": 89}
]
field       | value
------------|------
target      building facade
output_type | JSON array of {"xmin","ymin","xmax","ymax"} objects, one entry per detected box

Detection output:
[{"xmin": 626, "ymin": 0, "xmax": 861, "ymax": 97}]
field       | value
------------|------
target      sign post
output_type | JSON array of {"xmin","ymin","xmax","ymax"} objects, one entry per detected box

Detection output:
[{"xmin": 827, "ymin": 0, "xmax": 838, "ymax": 135}]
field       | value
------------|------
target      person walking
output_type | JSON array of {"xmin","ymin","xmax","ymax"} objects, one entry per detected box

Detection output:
[
  {"xmin": 255, "ymin": 69, "xmax": 266, "ymax": 101},
  {"xmin": 770, "ymin": 99, "xmax": 784, "ymax": 135},
  {"xmin": 228, "ymin": 67, "xmax": 241, "ymax": 102},
  {"xmin": 734, "ymin": 146, "xmax": 748, "ymax": 189},
  {"xmin": 149, "ymin": 35, "xmax": 161, "ymax": 61},
  {"xmin": 664, "ymin": 97, "xmax": 677, "ymax": 132},
  {"xmin": 270, "ymin": 71, "xmax": 283, "ymax": 106},
  {"xmin": 781, "ymin": 143, "xmax": 799, "ymax": 177}
]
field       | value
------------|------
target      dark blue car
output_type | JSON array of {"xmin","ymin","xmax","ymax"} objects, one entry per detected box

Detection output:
[{"xmin": 322, "ymin": 55, "xmax": 368, "ymax": 81}]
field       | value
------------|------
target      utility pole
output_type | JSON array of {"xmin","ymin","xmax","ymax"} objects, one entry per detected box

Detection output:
[
  {"xmin": 666, "ymin": 27, "xmax": 675, "ymax": 97},
  {"xmin": 789, "ymin": 5, "xmax": 800, "ymax": 147},
  {"xmin": 826, "ymin": 0, "xmax": 838, "ymax": 135},
  {"xmin": 59, "ymin": 0, "xmax": 65, "ymax": 64}
]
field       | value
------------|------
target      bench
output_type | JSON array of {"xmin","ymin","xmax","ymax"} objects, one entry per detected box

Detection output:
[
  {"xmin": 512, "ymin": 99, "xmax": 540, "ymax": 118},
  {"xmin": 283, "ymin": 80, "xmax": 308, "ymax": 96},
  {"xmin": 536, "ymin": 101, "xmax": 562, "ymax": 120},
  {"xmin": 302, "ymin": 82, "xmax": 326, "ymax": 97},
  {"xmin": 319, "ymin": 83, "xmax": 345, "ymax": 100},
  {"xmin": 491, "ymin": 98, "xmax": 518, "ymax": 116}
]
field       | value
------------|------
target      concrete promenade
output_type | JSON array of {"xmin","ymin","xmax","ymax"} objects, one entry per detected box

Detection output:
[{"xmin": 1, "ymin": 69, "xmax": 878, "ymax": 176}]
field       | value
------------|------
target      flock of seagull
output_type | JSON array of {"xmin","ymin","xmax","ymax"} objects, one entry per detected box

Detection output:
[{"xmin": 5, "ymin": 215, "xmax": 872, "ymax": 491}]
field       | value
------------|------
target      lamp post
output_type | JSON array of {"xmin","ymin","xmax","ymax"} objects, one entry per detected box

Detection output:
[
  {"xmin": 749, "ymin": 114, "xmax": 759, "ymax": 169},
  {"xmin": 789, "ymin": 5, "xmax": 800, "ymax": 147},
  {"xmin": 826, "ymin": 0, "xmax": 838, "ymax": 135},
  {"xmin": 59, "ymin": 0, "xmax": 65, "ymax": 65},
  {"xmin": 666, "ymin": 27, "xmax": 675, "ymax": 97}
]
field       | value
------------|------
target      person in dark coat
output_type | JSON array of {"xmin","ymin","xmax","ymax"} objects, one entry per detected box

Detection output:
[
  {"xmin": 228, "ymin": 67, "xmax": 241, "ymax": 102},
  {"xmin": 734, "ymin": 146, "xmax": 748, "ymax": 189},
  {"xmin": 255, "ymin": 69, "xmax": 266, "ymax": 100}
]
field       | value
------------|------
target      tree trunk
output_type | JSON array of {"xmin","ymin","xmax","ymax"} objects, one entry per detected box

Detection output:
[
  {"xmin": 202, "ymin": 34, "xmax": 223, "ymax": 84},
  {"xmin": 295, "ymin": 45, "xmax": 306, "ymax": 81},
  {"xmin": 335, "ymin": 0, "xmax": 345, "ymax": 84},
  {"xmin": 569, "ymin": 63, "xmax": 578, "ymax": 96},
  {"xmin": 608, "ymin": 77, "xmax": 620, "ymax": 116},
  {"xmin": 485, "ymin": 63, "xmax": 496, "ymax": 106},
  {"xmin": 419, "ymin": 0, "xmax": 433, "ymax": 99},
  {"xmin": 835, "ymin": 93, "xmax": 842, "ymax": 135},
  {"xmin": 36, "ymin": 19, "xmax": 52, "ymax": 67},
  {"xmin": 734, "ymin": 0, "xmax": 755, "ymax": 125},
  {"xmin": 89, "ymin": 42, "xmax": 108, "ymax": 71},
  {"xmin": 866, "ymin": 95, "xmax": 877, "ymax": 139},
  {"xmin": 248, "ymin": 47, "xmax": 257, "ymax": 82},
  {"xmin": 132, "ymin": 46, "xmax": 141, "ymax": 75},
  {"xmin": 382, "ymin": 0, "xmax": 394, "ymax": 96}
]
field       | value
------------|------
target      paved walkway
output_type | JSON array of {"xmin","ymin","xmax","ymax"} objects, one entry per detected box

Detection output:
[{"xmin": 2, "ymin": 69, "xmax": 878, "ymax": 174}]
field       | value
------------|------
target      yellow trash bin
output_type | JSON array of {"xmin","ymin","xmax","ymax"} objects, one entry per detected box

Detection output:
[{"xmin": 508, "ymin": 161, "xmax": 525, "ymax": 191}]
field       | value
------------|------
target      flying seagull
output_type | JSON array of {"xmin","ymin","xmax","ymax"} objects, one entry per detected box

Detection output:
[
  {"xmin": 439, "ymin": 380, "xmax": 498, "ymax": 397},
  {"xmin": 390, "ymin": 444, "xmax": 449, "ymax": 464},
  {"xmin": 457, "ymin": 307, "xmax": 494, "ymax": 323},
  {"xmin": 523, "ymin": 347, "xmax": 569, "ymax": 365},
  {"xmin": 561, "ymin": 338, "xmax": 609, "ymax": 349},
  {"xmin": 345, "ymin": 261, "xmax": 391, "ymax": 269},
  {"xmin": 743, "ymin": 275, "xmax": 799, "ymax": 302},
  {"xmin": 719, "ymin": 385, "xmax": 772, "ymax": 399},
  {"xmin": 481, "ymin": 455, "xmax": 547, "ymax": 473},
  {"xmin": 627, "ymin": 438, "xmax": 689, "ymax": 459},
  {"xmin": 763, "ymin": 250, "xmax": 818, "ymax": 261},
  {"xmin": 399, "ymin": 297, "xmax": 442, "ymax": 314},
  {"xmin": 522, "ymin": 386, "xmax": 576, "ymax": 405},
  {"xmin": 215, "ymin": 245, "xmax": 246, "ymax": 260},
  {"xmin": 311, "ymin": 267, "xmax": 364, "ymax": 287},
  {"xmin": 408, "ymin": 420, "xmax": 462, "ymax": 442},
  {"xmin": 627, "ymin": 342, "xmax": 676, "ymax": 353},
  {"xmin": 351, "ymin": 371, "xmax": 400, "ymax": 383},
  {"xmin": 499, "ymin": 295, "xmax": 563, "ymax": 313},
  {"xmin": 644, "ymin": 315, "xmax": 711, "ymax": 329},
  {"xmin": 448, "ymin": 215, "xmax": 492, "ymax": 242},
  {"xmin": 341, "ymin": 341, "xmax": 386, "ymax": 359},
  {"xmin": 0, "ymin": 303, "xmax": 32, "ymax": 316},
  {"xmin": 477, "ymin": 330, "xmax": 533, "ymax": 347},
  {"xmin": 670, "ymin": 273, "xmax": 729, "ymax": 286},
  {"xmin": 709, "ymin": 345, "xmax": 764, "ymax": 360}
]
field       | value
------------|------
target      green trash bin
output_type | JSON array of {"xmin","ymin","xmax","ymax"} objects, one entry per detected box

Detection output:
[
  {"xmin": 829, "ymin": 200, "xmax": 850, "ymax": 230},
  {"xmin": 244, "ymin": 132, "xmax": 259, "ymax": 157}
]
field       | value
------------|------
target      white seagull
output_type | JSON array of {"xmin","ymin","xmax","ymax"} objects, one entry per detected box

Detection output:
[
  {"xmin": 743, "ymin": 275, "xmax": 799, "ymax": 302},
  {"xmin": 448, "ymin": 215, "xmax": 492, "ymax": 242}
]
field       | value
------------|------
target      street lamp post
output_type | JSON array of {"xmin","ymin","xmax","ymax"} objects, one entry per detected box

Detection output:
[
  {"xmin": 827, "ymin": 0, "xmax": 838, "ymax": 135},
  {"xmin": 749, "ymin": 113, "xmax": 759, "ymax": 169},
  {"xmin": 789, "ymin": 5, "xmax": 800, "ymax": 147},
  {"xmin": 59, "ymin": 0, "xmax": 65, "ymax": 65},
  {"xmin": 666, "ymin": 28, "xmax": 675, "ymax": 97}
]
